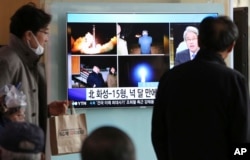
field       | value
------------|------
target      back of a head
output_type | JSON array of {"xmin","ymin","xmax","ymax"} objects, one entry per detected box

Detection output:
[
  {"xmin": 81, "ymin": 126, "xmax": 136, "ymax": 160},
  {"xmin": 198, "ymin": 16, "xmax": 239, "ymax": 52},
  {"xmin": 10, "ymin": 2, "xmax": 52, "ymax": 38}
]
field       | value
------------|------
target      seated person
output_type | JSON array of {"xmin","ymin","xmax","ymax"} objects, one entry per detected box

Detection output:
[
  {"xmin": 174, "ymin": 26, "xmax": 200, "ymax": 66},
  {"xmin": 0, "ymin": 84, "xmax": 27, "ymax": 130}
]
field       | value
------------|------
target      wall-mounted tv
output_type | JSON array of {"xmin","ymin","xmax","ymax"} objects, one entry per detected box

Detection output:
[{"xmin": 66, "ymin": 12, "xmax": 218, "ymax": 108}]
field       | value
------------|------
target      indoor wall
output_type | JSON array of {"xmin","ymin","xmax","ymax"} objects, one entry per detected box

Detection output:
[{"xmin": 45, "ymin": 2, "xmax": 225, "ymax": 160}]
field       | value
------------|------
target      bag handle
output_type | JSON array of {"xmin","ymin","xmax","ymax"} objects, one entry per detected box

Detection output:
[
  {"xmin": 64, "ymin": 102, "xmax": 76, "ymax": 115},
  {"xmin": 70, "ymin": 105, "xmax": 76, "ymax": 115}
]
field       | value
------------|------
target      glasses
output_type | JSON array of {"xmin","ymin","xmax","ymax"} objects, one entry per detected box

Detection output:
[
  {"xmin": 186, "ymin": 38, "xmax": 197, "ymax": 42},
  {"xmin": 38, "ymin": 30, "xmax": 49, "ymax": 35}
]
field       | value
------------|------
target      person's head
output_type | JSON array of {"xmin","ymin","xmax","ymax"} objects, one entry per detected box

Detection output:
[
  {"xmin": 10, "ymin": 2, "xmax": 52, "ymax": 55},
  {"xmin": 198, "ymin": 16, "xmax": 239, "ymax": 58},
  {"xmin": 0, "ymin": 84, "xmax": 27, "ymax": 122},
  {"xmin": 142, "ymin": 30, "xmax": 148, "ymax": 36},
  {"xmin": 81, "ymin": 126, "xmax": 136, "ymax": 160},
  {"xmin": 109, "ymin": 67, "xmax": 116, "ymax": 75},
  {"xmin": 93, "ymin": 66, "xmax": 100, "ymax": 73},
  {"xmin": 183, "ymin": 26, "xmax": 199, "ymax": 53},
  {"xmin": 0, "ymin": 122, "xmax": 45, "ymax": 160}
]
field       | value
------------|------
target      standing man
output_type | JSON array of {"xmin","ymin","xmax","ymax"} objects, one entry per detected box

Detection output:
[
  {"xmin": 87, "ymin": 66, "xmax": 105, "ymax": 87},
  {"xmin": 138, "ymin": 30, "xmax": 152, "ymax": 54},
  {"xmin": 0, "ymin": 3, "xmax": 67, "ymax": 133},
  {"xmin": 117, "ymin": 24, "xmax": 129, "ymax": 55},
  {"xmin": 152, "ymin": 16, "xmax": 250, "ymax": 160}
]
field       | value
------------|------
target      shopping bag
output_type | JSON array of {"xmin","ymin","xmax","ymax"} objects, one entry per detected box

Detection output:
[{"xmin": 49, "ymin": 108, "xmax": 87, "ymax": 155}]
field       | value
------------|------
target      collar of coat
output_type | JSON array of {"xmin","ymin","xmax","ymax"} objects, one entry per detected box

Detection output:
[
  {"xmin": 9, "ymin": 34, "xmax": 41, "ymax": 68},
  {"xmin": 194, "ymin": 48, "xmax": 226, "ymax": 66}
]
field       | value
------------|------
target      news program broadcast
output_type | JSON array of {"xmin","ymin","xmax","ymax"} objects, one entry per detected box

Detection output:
[{"xmin": 66, "ymin": 13, "xmax": 218, "ymax": 108}]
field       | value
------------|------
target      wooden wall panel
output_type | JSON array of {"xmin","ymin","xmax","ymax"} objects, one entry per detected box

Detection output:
[
  {"xmin": 71, "ymin": 56, "xmax": 80, "ymax": 74},
  {"xmin": 0, "ymin": 0, "xmax": 39, "ymax": 45}
]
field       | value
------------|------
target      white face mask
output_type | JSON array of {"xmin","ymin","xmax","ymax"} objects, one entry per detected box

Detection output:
[{"xmin": 27, "ymin": 32, "xmax": 44, "ymax": 55}]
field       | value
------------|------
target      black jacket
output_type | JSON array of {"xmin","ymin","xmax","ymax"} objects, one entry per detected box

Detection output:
[{"xmin": 152, "ymin": 49, "xmax": 250, "ymax": 160}]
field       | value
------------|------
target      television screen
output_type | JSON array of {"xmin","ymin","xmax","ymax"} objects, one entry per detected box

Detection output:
[{"xmin": 66, "ymin": 13, "xmax": 218, "ymax": 108}]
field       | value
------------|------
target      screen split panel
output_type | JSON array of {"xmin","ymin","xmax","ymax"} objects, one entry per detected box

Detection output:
[{"xmin": 66, "ymin": 13, "xmax": 218, "ymax": 108}]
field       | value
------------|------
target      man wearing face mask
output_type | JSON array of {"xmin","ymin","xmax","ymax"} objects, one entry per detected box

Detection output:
[{"xmin": 0, "ymin": 3, "xmax": 68, "ymax": 133}]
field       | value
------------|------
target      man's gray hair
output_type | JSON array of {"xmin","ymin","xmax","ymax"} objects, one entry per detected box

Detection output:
[{"xmin": 183, "ymin": 26, "xmax": 199, "ymax": 40}]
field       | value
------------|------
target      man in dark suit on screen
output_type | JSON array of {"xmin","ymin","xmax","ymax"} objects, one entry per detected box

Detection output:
[
  {"xmin": 174, "ymin": 26, "xmax": 200, "ymax": 66},
  {"xmin": 87, "ymin": 66, "xmax": 105, "ymax": 87}
]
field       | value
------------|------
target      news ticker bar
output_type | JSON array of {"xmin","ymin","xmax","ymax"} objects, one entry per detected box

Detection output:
[
  {"xmin": 86, "ymin": 87, "xmax": 157, "ymax": 100},
  {"xmin": 71, "ymin": 99, "xmax": 154, "ymax": 107}
]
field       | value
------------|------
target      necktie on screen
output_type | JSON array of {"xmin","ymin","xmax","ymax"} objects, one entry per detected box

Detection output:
[{"xmin": 191, "ymin": 53, "xmax": 196, "ymax": 60}]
